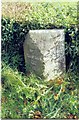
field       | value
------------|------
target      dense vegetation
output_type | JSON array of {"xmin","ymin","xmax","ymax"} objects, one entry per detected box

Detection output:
[
  {"xmin": 1, "ymin": 62, "xmax": 79, "ymax": 118},
  {"xmin": 1, "ymin": 2, "xmax": 79, "ymax": 118}
]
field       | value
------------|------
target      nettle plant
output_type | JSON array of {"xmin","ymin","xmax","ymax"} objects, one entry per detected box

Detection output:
[
  {"xmin": 1, "ymin": 18, "xmax": 28, "ymax": 73},
  {"xmin": 65, "ymin": 26, "xmax": 79, "ymax": 72}
]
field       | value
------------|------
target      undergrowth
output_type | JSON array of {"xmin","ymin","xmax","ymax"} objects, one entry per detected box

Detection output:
[{"xmin": 1, "ymin": 63, "xmax": 79, "ymax": 118}]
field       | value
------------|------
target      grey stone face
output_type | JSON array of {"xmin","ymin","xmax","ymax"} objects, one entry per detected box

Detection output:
[{"xmin": 23, "ymin": 30, "xmax": 65, "ymax": 80}]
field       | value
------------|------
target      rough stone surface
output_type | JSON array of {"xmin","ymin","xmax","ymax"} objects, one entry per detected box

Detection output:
[{"xmin": 23, "ymin": 30, "xmax": 65, "ymax": 80}]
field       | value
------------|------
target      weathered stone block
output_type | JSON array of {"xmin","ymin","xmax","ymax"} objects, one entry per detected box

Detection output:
[{"xmin": 23, "ymin": 30, "xmax": 65, "ymax": 80}]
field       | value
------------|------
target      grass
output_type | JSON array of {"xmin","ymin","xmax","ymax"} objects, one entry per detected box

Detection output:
[
  {"xmin": 2, "ymin": 2, "xmax": 77, "ymax": 27},
  {"xmin": 1, "ymin": 62, "xmax": 79, "ymax": 118}
]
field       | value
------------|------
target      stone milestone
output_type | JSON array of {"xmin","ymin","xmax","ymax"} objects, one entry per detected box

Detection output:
[{"xmin": 23, "ymin": 30, "xmax": 65, "ymax": 80}]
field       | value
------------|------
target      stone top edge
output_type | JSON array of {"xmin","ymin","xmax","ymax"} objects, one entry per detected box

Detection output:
[
  {"xmin": 29, "ymin": 29, "xmax": 64, "ymax": 33},
  {"xmin": 29, "ymin": 29, "xmax": 64, "ymax": 31}
]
